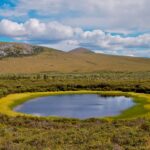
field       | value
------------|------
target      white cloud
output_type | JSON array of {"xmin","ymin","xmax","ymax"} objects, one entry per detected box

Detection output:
[
  {"xmin": 40, "ymin": 40, "xmax": 80, "ymax": 51},
  {"xmin": 0, "ymin": 19, "xmax": 82, "ymax": 41},
  {"xmin": 0, "ymin": 19, "xmax": 25, "ymax": 37},
  {"xmin": 82, "ymin": 30, "xmax": 105, "ymax": 39},
  {"xmin": 0, "ymin": 18, "xmax": 150, "ymax": 57},
  {"xmin": 0, "ymin": 0, "xmax": 150, "ymax": 32}
]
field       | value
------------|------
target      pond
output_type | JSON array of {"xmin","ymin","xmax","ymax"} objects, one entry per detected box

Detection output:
[{"xmin": 14, "ymin": 94, "xmax": 135, "ymax": 119}]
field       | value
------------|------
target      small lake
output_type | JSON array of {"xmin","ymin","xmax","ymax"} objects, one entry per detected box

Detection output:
[{"xmin": 14, "ymin": 94, "xmax": 135, "ymax": 119}]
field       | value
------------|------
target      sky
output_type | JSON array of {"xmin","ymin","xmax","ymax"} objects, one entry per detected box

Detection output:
[{"xmin": 0, "ymin": 0, "xmax": 150, "ymax": 57}]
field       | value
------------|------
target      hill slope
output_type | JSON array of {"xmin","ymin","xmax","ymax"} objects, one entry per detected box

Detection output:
[{"xmin": 0, "ymin": 42, "xmax": 150, "ymax": 73}]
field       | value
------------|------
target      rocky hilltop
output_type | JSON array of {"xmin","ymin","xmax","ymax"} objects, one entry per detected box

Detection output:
[{"xmin": 0, "ymin": 42, "xmax": 43, "ymax": 57}]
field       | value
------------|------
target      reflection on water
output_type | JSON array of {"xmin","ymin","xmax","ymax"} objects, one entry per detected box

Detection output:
[{"xmin": 14, "ymin": 94, "xmax": 135, "ymax": 119}]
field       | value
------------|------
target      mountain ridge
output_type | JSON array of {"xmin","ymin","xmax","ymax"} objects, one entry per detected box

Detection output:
[{"xmin": 0, "ymin": 42, "xmax": 149, "ymax": 58}]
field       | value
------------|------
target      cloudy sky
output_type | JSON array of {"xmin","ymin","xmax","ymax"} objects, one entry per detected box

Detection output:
[{"xmin": 0, "ymin": 0, "xmax": 150, "ymax": 57}]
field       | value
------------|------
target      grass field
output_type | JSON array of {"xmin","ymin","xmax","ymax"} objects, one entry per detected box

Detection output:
[
  {"xmin": 1, "ymin": 114, "xmax": 150, "ymax": 149},
  {"xmin": 0, "ymin": 47, "xmax": 150, "ymax": 73},
  {"xmin": 0, "ymin": 73, "xmax": 149, "ymax": 149}
]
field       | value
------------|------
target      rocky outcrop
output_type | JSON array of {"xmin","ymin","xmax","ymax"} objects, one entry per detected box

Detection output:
[{"xmin": 0, "ymin": 42, "xmax": 43, "ymax": 57}]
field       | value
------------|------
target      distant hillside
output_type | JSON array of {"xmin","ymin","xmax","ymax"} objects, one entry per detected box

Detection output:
[
  {"xmin": 0, "ymin": 42, "xmax": 150, "ymax": 73},
  {"xmin": 69, "ymin": 47, "xmax": 94, "ymax": 54}
]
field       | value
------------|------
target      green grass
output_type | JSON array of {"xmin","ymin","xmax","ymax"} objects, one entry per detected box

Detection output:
[
  {"xmin": 0, "ymin": 91, "xmax": 150, "ymax": 119},
  {"xmin": 0, "ymin": 72, "xmax": 149, "ymax": 98}
]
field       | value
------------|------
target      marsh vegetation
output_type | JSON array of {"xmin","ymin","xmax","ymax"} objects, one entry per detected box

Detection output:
[
  {"xmin": 0, "ymin": 71, "xmax": 149, "ymax": 98},
  {"xmin": 0, "ymin": 72, "xmax": 150, "ymax": 149}
]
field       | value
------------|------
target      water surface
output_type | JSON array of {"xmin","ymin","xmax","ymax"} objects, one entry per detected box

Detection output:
[{"xmin": 14, "ymin": 94, "xmax": 135, "ymax": 119}]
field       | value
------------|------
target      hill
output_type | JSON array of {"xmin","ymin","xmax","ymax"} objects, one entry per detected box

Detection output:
[
  {"xmin": 0, "ymin": 42, "xmax": 150, "ymax": 73},
  {"xmin": 68, "ymin": 47, "xmax": 94, "ymax": 54}
]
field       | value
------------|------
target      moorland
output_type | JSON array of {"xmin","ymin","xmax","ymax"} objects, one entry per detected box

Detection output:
[{"xmin": 0, "ymin": 42, "xmax": 150, "ymax": 149}]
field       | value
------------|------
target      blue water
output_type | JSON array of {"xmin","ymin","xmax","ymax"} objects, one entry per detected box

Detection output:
[{"xmin": 14, "ymin": 94, "xmax": 135, "ymax": 119}]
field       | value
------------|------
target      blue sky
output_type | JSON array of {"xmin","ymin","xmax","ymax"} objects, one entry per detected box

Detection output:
[{"xmin": 0, "ymin": 0, "xmax": 150, "ymax": 57}]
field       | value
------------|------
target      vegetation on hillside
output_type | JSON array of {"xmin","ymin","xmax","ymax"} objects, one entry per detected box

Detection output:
[{"xmin": 0, "ymin": 42, "xmax": 150, "ymax": 73}]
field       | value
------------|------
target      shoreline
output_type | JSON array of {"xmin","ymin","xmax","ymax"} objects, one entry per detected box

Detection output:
[{"xmin": 0, "ymin": 91, "xmax": 150, "ymax": 120}]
